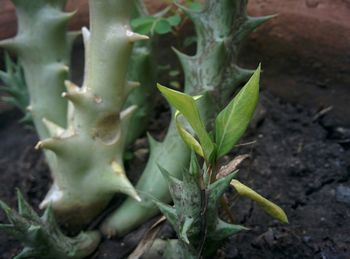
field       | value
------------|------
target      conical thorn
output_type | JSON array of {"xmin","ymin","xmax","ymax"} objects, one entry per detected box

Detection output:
[
  {"xmin": 35, "ymin": 138, "xmax": 63, "ymax": 153},
  {"xmin": 40, "ymin": 184, "xmax": 63, "ymax": 210},
  {"xmin": 121, "ymin": 105, "xmax": 137, "ymax": 121},
  {"xmin": 147, "ymin": 133, "xmax": 160, "ymax": 151},
  {"xmin": 172, "ymin": 47, "xmax": 193, "ymax": 71},
  {"xmin": 111, "ymin": 161, "xmax": 141, "ymax": 202},
  {"xmin": 82, "ymin": 27, "xmax": 90, "ymax": 46},
  {"xmin": 126, "ymin": 30, "xmax": 149, "ymax": 43},
  {"xmin": 42, "ymin": 118, "xmax": 65, "ymax": 137},
  {"xmin": 54, "ymin": 10, "xmax": 76, "ymax": 25},
  {"xmin": 64, "ymin": 80, "xmax": 78, "ymax": 92},
  {"xmin": 126, "ymin": 81, "xmax": 140, "ymax": 93}
]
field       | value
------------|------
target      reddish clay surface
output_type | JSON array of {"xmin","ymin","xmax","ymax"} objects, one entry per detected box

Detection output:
[{"xmin": 1, "ymin": 0, "xmax": 350, "ymax": 124}]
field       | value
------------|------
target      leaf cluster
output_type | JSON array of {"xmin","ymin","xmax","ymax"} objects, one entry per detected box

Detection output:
[
  {"xmin": 131, "ymin": 0, "xmax": 201, "ymax": 35},
  {"xmin": 154, "ymin": 66, "xmax": 288, "ymax": 258},
  {"xmin": 0, "ymin": 52, "xmax": 31, "ymax": 123},
  {"xmin": 159, "ymin": 65, "xmax": 261, "ymax": 162},
  {"xmin": 0, "ymin": 191, "xmax": 100, "ymax": 259}
]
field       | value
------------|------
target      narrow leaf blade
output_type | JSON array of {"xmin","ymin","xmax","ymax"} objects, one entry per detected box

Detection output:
[
  {"xmin": 175, "ymin": 112, "xmax": 204, "ymax": 157},
  {"xmin": 157, "ymin": 84, "xmax": 214, "ymax": 160},
  {"xmin": 231, "ymin": 180, "xmax": 288, "ymax": 223}
]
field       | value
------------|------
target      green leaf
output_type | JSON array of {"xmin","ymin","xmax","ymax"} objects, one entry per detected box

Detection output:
[
  {"xmin": 189, "ymin": 151, "xmax": 200, "ymax": 177},
  {"xmin": 154, "ymin": 19, "xmax": 172, "ymax": 34},
  {"xmin": 153, "ymin": 200, "xmax": 178, "ymax": 228},
  {"xmin": 231, "ymin": 180, "xmax": 288, "ymax": 223},
  {"xmin": 215, "ymin": 65, "xmax": 261, "ymax": 158},
  {"xmin": 134, "ymin": 23, "xmax": 154, "ymax": 35},
  {"xmin": 179, "ymin": 216, "xmax": 194, "ymax": 244},
  {"xmin": 131, "ymin": 16, "xmax": 156, "ymax": 35},
  {"xmin": 210, "ymin": 219, "xmax": 247, "ymax": 242},
  {"xmin": 188, "ymin": 3, "xmax": 202, "ymax": 11},
  {"xmin": 131, "ymin": 16, "xmax": 156, "ymax": 28},
  {"xmin": 157, "ymin": 84, "xmax": 215, "ymax": 161},
  {"xmin": 167, "ymin": 15, "xmax": 181, "ymax": 26},
  {"xmin": 175, "ymin": 111, "xmax": 204, "ymax": 157}
]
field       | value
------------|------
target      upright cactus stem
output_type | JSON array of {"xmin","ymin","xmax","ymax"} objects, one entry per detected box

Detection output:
[
  {"xmin": 36, "ymin": 0, "xmax": 148, "ymax": 227},
  {"xmin": 101, "ymin": 0, "xmax": 273, "ymax": 236},
  {"xmin": 85, "ymin": 1, "xmax": 147, "ymax": 110},
  {"xmin": 0, "ymin": 0, "xmax": 74, "ymax": 139},
  {"xmin": 176, "ymin": 0, "xmax": 273, "ymax": 101},
  {"xmin": 0, "ymin": 0, "xmax": 148, "ymax": 228}
]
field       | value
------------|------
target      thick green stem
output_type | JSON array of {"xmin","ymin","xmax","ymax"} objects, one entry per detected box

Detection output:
[
  {"xmin": 86, "ymin": 1, "xmax": 134, "ymax": 108},
  {"xmin": 35, "ymin": 0, "xmax": 149, "ymax": 227},
  {"xmin": 125, "ymin": 43, "xmax": 157, "ymax": 146},
  {"xmin": 101, "ymin": 119, "xmax": 189, "ymax": 236},
  {"xmin": 101, "ymin": 0, "xmax": 272, "ymax": 236},
  {"xmin": 0, "ymin": 0, "xmax": 73, "ymax": 139},
  {"xmin": 0, "ymin": 0, "xmax": 149, "ymax": 228},
  {"xmin": 124, "ymin": 0, "xmax": 157, "ymax": 146}
]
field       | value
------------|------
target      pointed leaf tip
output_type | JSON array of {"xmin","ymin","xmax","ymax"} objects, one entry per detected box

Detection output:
[
  {"xmin": 175, "ymin": 111, "xmax": 204, "ymax": 157},
  {"xmin": 157, "ymin": 164, "xmax": 181, "ymax": 186},
  {"xmin": 179, "ymin": 216, "xmax": 194, "ymax": 244},
  {"xmin": 147, "ymin": 132, "xmax": 160, "ymax": 151},
  {"xmin": 157, "ymin": 83, "xmax": 214, "ymax": 161},
  {"xmin": 209, "ymin": 171, "xmax": 238, "ymax": 204},
  {"xmin": 153, "ymin": 200, "xmax": 177, "ymax": 228},
  {"xmin": 0, "ymin": 200, "xmax": 11, "ymax": 215}
]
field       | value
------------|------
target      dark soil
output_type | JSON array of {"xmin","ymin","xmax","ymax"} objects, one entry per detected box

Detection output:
[{"xmin": 1, "ymin": 88, "xmax": 349, "ymax": 258}]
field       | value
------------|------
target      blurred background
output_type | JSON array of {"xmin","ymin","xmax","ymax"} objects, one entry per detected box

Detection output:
[{"xmin": 1, "ymin": 0, "xmax": 349, "ymax": 125}]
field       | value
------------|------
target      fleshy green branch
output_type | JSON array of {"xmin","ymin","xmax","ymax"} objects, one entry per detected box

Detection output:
[
  {"xmin": 35, "ymin": 0, "xmax": 148, "ymax": 227},
  {"xmin": 124, "ymin": 3, "xmax": 157, "ymax": 146},
  {"xmin": 0, "ymin": 0, "xmax": 74, "ymax": 139},
  {"xmin": 101, "ymin": 0, "xmax": 273, "ymax": 237},
  {"xmin": 0, "ymin": 190, "xmax": 100, "ymax": 259},
  {"xmin": 0, "ymin": 0, "xmax": 148, "ymax": 228}
]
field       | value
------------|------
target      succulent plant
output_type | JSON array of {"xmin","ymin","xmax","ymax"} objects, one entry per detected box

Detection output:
[
  {"xmin": 101, "ymin": 0, "xmax": 273, "ymax": 236},
  {"xmin": 0, "ymin": 52, "xmax": 31, "ymax": 123},
  {"xmin": 0, "ymin": 0, "xmax": 147, "ymax": 228},
  {"xmin": 0, "ymin": 190, "xmax": 100, "ymax": 259},
  {"xmin": 154, "ymin": 160, "xmax": 245, "ymax": 258},
  {"xmin": 124, "ymin": 2, "xmax": 157, "ymax": 146},
  {"xmin": 147, "ymin": 67, "xmax": 287, "ymax": 258},
  {"xmin": 0, "ymin": 0, "xmax": 76, "ymax": 139}
]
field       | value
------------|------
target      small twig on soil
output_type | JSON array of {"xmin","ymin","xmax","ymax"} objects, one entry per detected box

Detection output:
[
  {"xmin": 312, "ymin": 106, "xmax": 333, "ymax": 121},
  {"xmin": 127, "ymin": 216, "xmax": 166, "ymax": 259},
  {"xmin": 235, "ymin": 140, "xmax": 257, "ymax": 147}
]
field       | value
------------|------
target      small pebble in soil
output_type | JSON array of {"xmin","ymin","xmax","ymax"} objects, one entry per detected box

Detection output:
[{"xmin": 335, "ymin": 185, "xmax": 350, "ymax": 206}]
